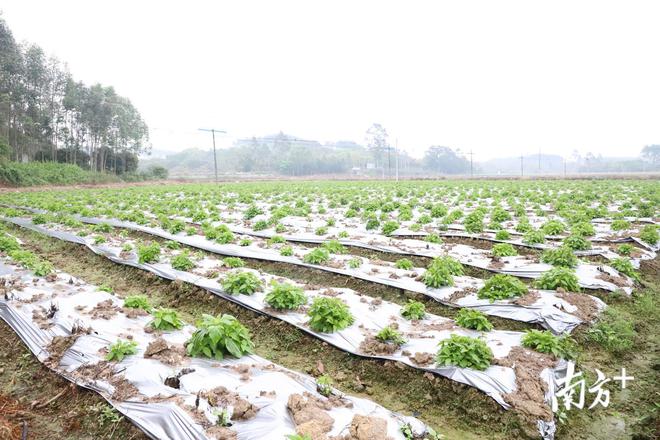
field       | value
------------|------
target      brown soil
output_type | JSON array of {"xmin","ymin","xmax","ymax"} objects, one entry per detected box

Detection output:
[
  {"xmin": 447, "ymin": 286, "xmax": 477, "ymax": 303},
  {"xmin": 122, "ymin": 306, "xmax": 149, "ymax": 319},
  {"xmin": 345, "ymin": 414, "xmax": 392, "ymax": 440},
  {"xmin": 419, "ymin": 320, "xmax": 459, "ymax": 332},
  {"xmin": 556, "ymin": 290, "xmax": 600, "ymax": 322},
  {"xmin": 408, "ymin": 352, "xmax": 435, "ymax": 367},
  {"xmin": 287, "ymin": 392, "xmax": 334, "ymax": 439},
  {"xmin": 205, "ymin": 425, "xmax": 238, "ymax": 440},
  {"xmin": 44, "ymin": 335, "xmax": 79, "ymax": 368},
  {"xmin": 109, "ymin": 376, "xmax": 140, "ymax": 401},
  {"xmin": 512, "ymin": 291, "xmax": 541, "ymax": 306},
  {"xmin": 358, "ymin": 336, "xmax": 399, "ymax": 356},
  {"xmin": 200, "ymin": 386, "xmax": 258, "ymax": 421},
  {"xmin": 493, "ymin": 347, "xmax": 556, "ymax": 429},
  {"xmin": 595, "ymin": 272, "xmax": 628, "ymax": 288},
  {"xmin": 89, "ymin": 299, "xmax": 120, "ymax": 319},
  {"xmin": 144, "ymin": 337, "xmax": 187, "ymax": 366}
]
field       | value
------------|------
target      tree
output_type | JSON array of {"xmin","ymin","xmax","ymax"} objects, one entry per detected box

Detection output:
[
  {"xmin": 422, "ymin": 146, "xmax": 470, "ymax": 174},
  {"xmin": 641, "ymin": 145, "xmax": 660, "ymax": 165},
  {"xmin": 365, "ymin": 123, "xmax": 389, "ymax": 171}
]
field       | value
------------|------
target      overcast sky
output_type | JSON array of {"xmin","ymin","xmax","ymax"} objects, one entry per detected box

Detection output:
[{"xmin": 2, "ymin": 0, "xmax": 659, "ymax": 159}]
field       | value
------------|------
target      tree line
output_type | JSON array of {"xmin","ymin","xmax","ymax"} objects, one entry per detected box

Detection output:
[{"xmin": 0, "ymin": 15, "xmax": 149, "ymax": 174}]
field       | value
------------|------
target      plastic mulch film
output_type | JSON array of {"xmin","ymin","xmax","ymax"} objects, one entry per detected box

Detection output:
[
  {"xmin": 5, "ymin": 217, "xmax": 606, "ymax": 334},
  {"xmin": 3, "ymin": 217, "xmax": 563, "ymax": 439},
  {"xmin": 0, "ymin": 260, "xmax": 429, "ymax": 440}
]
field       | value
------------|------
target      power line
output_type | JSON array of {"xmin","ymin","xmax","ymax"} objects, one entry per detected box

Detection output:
[{"xmin": 198, "ymin": 128, "xmax": 227, "ymax": 183}]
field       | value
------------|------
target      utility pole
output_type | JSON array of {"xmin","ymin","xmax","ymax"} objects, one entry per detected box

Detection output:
[
  {"xmin": 395, "ymin": 138, "xmax": 399, "ymax": 182},
  {"xmin": 520, "ymin": 154, "xmax": 524, "ymax": 176},
  {"xmin": 538, "ymin": 147, "xmax": 541, "ymax": 172},
  {"xmin": 198, "ymin": 128, "xmax": 227, "ymax": 183},
  {"xmin": 563, "ymin": 158, "xmax": 567, "ymax": 177},
  {"xmin": 468, "ymin": 149, "xmax": 474, "ymax": 178}
]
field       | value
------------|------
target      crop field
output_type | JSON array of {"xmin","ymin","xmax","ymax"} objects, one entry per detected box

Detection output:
[{"xmin": 0, "ymin": 179, "xmax": 658, "ymax": 440}]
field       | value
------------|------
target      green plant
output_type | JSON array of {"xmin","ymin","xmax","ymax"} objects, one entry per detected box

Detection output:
[
  {"xmin": 150, "ymin": 308, "xmax": 184, "ymax": 330},
  {"xmin": 455, "ymin": 308, "xmax": 493, "ymax": 331},
  {"xmin": 375, "ymin": 326, "xmax": 406, "ymax": 346},
  {"xmin": 307, "ymin": 297, "xmax": 354, "ymax": 333},
  {"xmin": 491, "ymin": 243, "xmax": 518, "ymax": 257},
  {"xmin": 97, "ymin": 284, "xmax": 113, "ymax": 293},
  {"xmin": 316, "ymin": 375, "xmax": 333, "ymax": 397},
  {"xmin": 287, "ymin": 435, "xmax": 312, "ymax": 440},
  {"xmin": 562, "ymin": 234, "xmax": 592, "ymax": 251},
  {"xmin": 92, "ymin": 222, "xmax": 113, "ymax": 233},
  {"xmin": 401, "ymin": 300, "xmax": 426, "ymax": 320},
  {"xmin": 93, "ymin": 235, "xmax": 106, "ymax": 244},
  {"xmin": 0, "ymin": 233, "xmax": 20, "ymax": 252},
  {"xmin": 429, "ymin": 256, "xmax": 464, "ymax": 276},
  {"xmin": 7, "ymin": 249, "xmax": 53, "ymax": 276},
  {"xmin": 265, "ymin": 282, "xmax": 307, "ymax": 310},
  {"xmin": 338, "ymin": 230, "xmax": 349, "ymax": 238},
  {"xmin": 534, "ymin": 267, "xmax": 580, "ymax": 292},
  {"xmin": 639, "ymin": 224, "xmax": 658, "ymax": 245},
  {"xmin": 222, "ymin": 257, "xmax": 245, "ymax": 268},
  {"xmin": 587, "ymin": 309, "xmax": 636, "ymax": 354},
  {"xmin": 315, "ymin": 226, "xmax": 328, "ymax": 236},
  {"xmin": 348, "ymin": 257, "xmax": 362, "ymax": 269},
  {"xmin": 303, "ymin": 248, "xmax": 330, "ymax": 265},
  {"xmin": 123, "ymin": 295, "xmax": 151, "ymax": 311},
  {"xmin": 436, "ymin": 335, "xmax": 492, "ymax": 371},
  {"xmin": 381, "ymin": 221, "xmax": 400, "ymax": 236},
  {"xmin": 239, "ymin": 238, "xmax": 252, "ymax": 246},
  {"xmin": 610, "ymin": 257, "xmax": 640, "ymax": 281},
  {"xmin": 322, "ymin": 239, "xmax": 345, "ymax": 254},
  {"xmin": 186, "ymin": 314, "xmax": 254, "ymax": 359},
  {"xmin": 280, "ymin": 245, "xmax": 294, "ymax": 256},
  {"xmin": 541, "ymin": 220, "xmax": 565, "ymax": 235},
  {"xmin": 571, "ymin": 222, "xmax": 595, "ymax": 237},
  {"xmin": 464, "ymin": 212, "xmax": 484, "ymax": 233},
  {"xmin": 478, "ymin": 274, "xmax": 528, "ymax": 302},
  {"xmin": 395, "ymin": 258, "xmax": 414, "ymax": 270},
  {"xmin": 425, "ymin": 233, "xmax": 443, "ymax": 244},
  {"xmin": 495, "ymin": 230, "xmax": 511, "ymax": 240},
  {"xmin": 106, "ymin": 339, "xmax": 138, "ymax": 362},
  {"xmin": 222, "ymin": 271, "xmax": 263, "ymax": 295},
  {"xmin": 521, "ymin": 330, "xmax": 576, "ymax": 359},
  {"xmin": 137, "ymin": 242, "xmax": 161, "ymax": 264},
  {"xmin": 611, "ymin": 219, "xmax": 631, "ymax": 231},
  {"xmin": 165, "ymin": 240, "xmax": 180, "ymax": 250},
  {"xmin": 423, "ymin": 265, "xmax": 453, "ymax": 288},
  {"xmin": 523, "ymin": 230, "xmax": 545, "ymax": 245},
  {"xmin": 541, "ymin": 246, "xmax": 578, "ymax": 268},
  {"xmin": 268, "ymin": 235, "xmax": 286, "ymax": 245},
  {"xmin": 170, "ymin": 252, "xmax": 195, "ymax": 271},
  {"xmin": 253, "ymin": 220, "xmax": 269, "ymax": 231},
  {"xmin": 616, "ymin": 244, "xmax": 634, "ymax": 256}
]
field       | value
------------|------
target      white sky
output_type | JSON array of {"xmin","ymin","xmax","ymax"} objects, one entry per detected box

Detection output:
[{"xmin": 2, "ymin": 0, "xmax": 659, "ymax": 159}]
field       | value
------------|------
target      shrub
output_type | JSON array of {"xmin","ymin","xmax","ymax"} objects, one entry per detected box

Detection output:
[
  {"xmin": 186, "ymin": 314, "xmax": 254, "ymax": 359},
  {"xmin": 307, "ymin": 297, "xmax": 354, "ymax": 333},
  {"xmin": 639, "ymin": 225, "xmax": 658, "ymax": 245},
  {"xmin": 322, "ymin": 240, "xmax": 345, "ymax": 254},
  {"xmin": 521, "ymin": 330, "xmax": 576, "ymax": 359},
  {"xmin": 455, "ymin": 309, "xmax": 493, "ymax": 331},
  {"xmin": 365, "ymin": 216, "xmax": 380, "ymax": 230},
  {"xmin": 375, "ymin": 326, "xmax": 406, "ymax": 346},
  {"xmin": 534, "ymin": 267, "xmax": 580, "ymax": 292},
  {"xmin": 491, "ymin": 243, "xmax": 517, "ymax": 257},
  {"xmin": 478, "ymin": 274, "xmax": 528, "ymax": 302},
  {"xmin": 264, "ymin": 282, "xmax": 307, "ymax": 310},
  {"xmin": 464, "ymin": 212, "xmax": 484, "ymax": 233},
  {"xmin": 170, "ymin": 252, "xmax": 195, "ymax": 271},
  {"xmin": 123, "ymin": 295, "xmax": 151, "ymax": 311},
  {"xmin": 401, "ymin": 300, "xmax": 426, "ymax": 320},
  {"xmin": 541, "ymin": 247, "xmax": 578, "ymax": 268},
  {"xmin": 610, "ymin": 257, "xmax": 640, "ymax": 282},
  {"xmin": 0, "ymin": 234, "xmax": 20, "ymax": 252},
  {"xmin": 137, "ymin": 242, "xmax": 161, "ymax": 264},
  {"xmin": 150, "ymin": 308, "xmax": 184, "ymax": 331},
  {"xmin": 222, "ymin": 271, "xmax": 263, "ymax": 295},
  {"xmin": 106, "ymin": 339, "xmax": 138, "ymax": 362},
  {"xmin": 7, "ymin": 249, "xmax": 53, "ymax": 276},
  {"xmin": 280, "ymin": 245, "xmax": 293, "ymax": 256},
  {"xmin": 381, "ymin": 221, "xmax": 400, "ymax": 236},
  {"xmin": 587, "ymin": 309, "xmax": 636, "ymax": 354},
  {"xmin": 436, "ymin": 335, "xmax": 492, "ymax": 371},
  {"xmin": 541, "ymin": 220, "xmax": 565, "ymax": 236},
  {"xmin": 395, "ymin": 258, "xmax": 414, "ymax": 270},
  {"xmin": 303, "ymin": 248, "xmax": 330, "ymax": 265},
  {"xmin": 495, "ymin": 230, "xmax": 511, "ymax": 241},
  {"xmin": 562, "ymin": 234, "xmax": 592, "ymax": 251},
  {"xmin": 222, "ymin": 257, "xmax": 244, "ymax": 268},
  {"xmin": 523, "ymin": 230, "xmax": 545, "ymax": 245}
]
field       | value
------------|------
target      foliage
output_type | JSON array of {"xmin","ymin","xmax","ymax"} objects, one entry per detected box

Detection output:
[
  {"xmin": 429, "ymin": 256, "xmax": 464, "ymax": 276},
  {"xmin": 464, "ymin": 212, "xmax": 484, "ymax": 233},
  {"xmin": 0, "ymin": 162, "xmax": 119, "ymax": 186},
  {"xmin": 541, "ymin": 246, "xmax": 578, "ymax": 268},
  {"xmin": 106, "ymin": 339, "xmax": 139, "ymax": 362},
  {"xmin": 7, "ymin": 249, "xmax": 53, "ymax": 276},
  {"xmin": 322, "ymin": 239, "xmax": 345, "ymax": 254},
  {"xmin": 137, "ymin": 242, "xmax": 161, "ymax": 264},
  {"xmin": 521, "ymin": 330, "xmax": 577, "ymax": 359},
  {"xmin": 610, "ymin": 257, "xmax": 640, "ymax": 281},
  {"xmin": 186, "ymin": 314, "xmax": 254, "ymax": 359},
  {"xmin": 150, "ymin": 308, "xmax": 184, "ymax": 330},
  {"xmin": 423, "ymin": 264, "xmax": 454, "ymax": 288},
  {"xmin": 280, "ymin": 245, "xmax": 293, "ymax": 256},
  {"xmin": 348, "ymin": 257, "xmax": 362, "ymax": 268},
  {"xmin": 541, "ymin": 220, "xmax": 565, "ymax": 235},
  {"xmin": 222, "ymin": 271, "xmax": 263, "ymax": 295},
  {"xmin": 264, "ymin": 282, "xmax": 307, "ymax": 310},
  {"xmin": 303, "ymin": 248, "xmax": 330, "ymax": 264},
  {"xmin": 436, "ymin": 335, "xmax": 493, "ymax": 371},
  {"xmin": 170, "ymin": 252, "xmax": 195, "ymax": 271},
  {"xmin": 534, "ymin": 267, "xmax": 580, "ymax": 292},
  {"xmin": 401, "ymin": 300, "xmax": 426, "ymax": 320},
  {"xmin": 491, "ymin": 243, "xmax": 517, "ymax": 257},
  {"xmin": 425, "ymin": 233, "xmax": 443, "ymax": 244},
  {"xmin": 523, "ymin": 230, "xmax": 545, "ymax": 245},
  {"xmin": 587, "ymin": 309, "xmax": 636, "ymax": 354},
  {"xmin": 394, "ymin": 258, "xmax": 414, "ymax": 270},
  {"xmin": 494, "ymin": 230, "xmax": 511, "ymax": 240},
  {"xmin": 639, "ymin": 224, "xmax": 658, "ymax": 245},
  {"xmin": 222, "ymin": 257, "xmax": 244, "ymax": 268},
  {"xmin": 455, "ymin": 308, "xmax": 493, "ymax": 331},
  {"xmin": 307, "ymin": 297, "xmax": 354, "ymax": 333},
  {"xmin": 316, "ymin": 375, "xmax": 333, "ymax": 397},
  {"xmin": 616, "ymin": 244, "xmax": 634, "ymax": 256},
  {"xmin": 381, "ymin": 220, "xmax": 400, "ymax": 236},
  {"xmin": 375, "ymin": 326, "xmax": 406, "ymax": 346},
  {"xmin": 562, "ymin": 234, "xmax": 592, "ymax": 251},
  {"xmin": 478, "ymin": 274, "xmax": 528, "ymax": 302},
  {"xmin": 123, "ymin": 295, "xmax": 151, "ymax": 311}
]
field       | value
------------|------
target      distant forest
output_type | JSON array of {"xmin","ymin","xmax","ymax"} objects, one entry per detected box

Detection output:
[{"xmin": 0, "ymin": 16, "xmax": 149, "ymax": 174}]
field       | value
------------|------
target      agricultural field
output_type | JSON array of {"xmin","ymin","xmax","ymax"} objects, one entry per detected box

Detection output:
[{"xmin": 0, "ymin": 179, "xmax": 658, "ymax": 440}]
